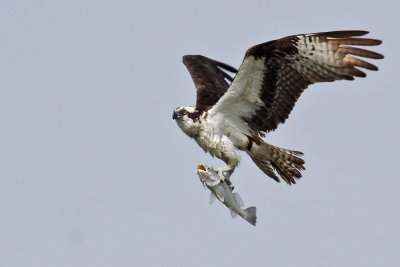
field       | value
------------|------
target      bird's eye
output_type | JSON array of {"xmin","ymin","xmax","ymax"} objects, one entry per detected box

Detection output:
[{"xmin": 183, "ymin": 111, "xmax": 188, "ymax": 115}]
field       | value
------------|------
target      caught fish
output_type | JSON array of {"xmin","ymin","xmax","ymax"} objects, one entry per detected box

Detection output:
[{"xmin": 196, "ymin": 164, "xmax": 257, "ymax": 226}]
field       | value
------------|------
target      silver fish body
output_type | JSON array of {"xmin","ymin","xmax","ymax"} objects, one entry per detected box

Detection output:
[{"xmin": 196, "ymin": 164, "xmax": 257, "ymax": 226}]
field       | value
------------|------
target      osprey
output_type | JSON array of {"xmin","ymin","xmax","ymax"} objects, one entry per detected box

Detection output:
[{"xmin": 173, "ymin": 30, "xmax": 383, "ymax": 185}]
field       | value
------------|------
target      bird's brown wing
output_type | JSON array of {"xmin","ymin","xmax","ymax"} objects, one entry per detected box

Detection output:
[
  {"xmin": 210, "ymin": 30, "xmax": 383, "ymax": 135},
  {"xmin": 182, "ymin": 55, "xmax": 238, "ymax": 113}
]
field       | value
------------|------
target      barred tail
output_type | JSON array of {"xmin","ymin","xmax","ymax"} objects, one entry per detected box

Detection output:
[{"xmin": 248, "ymin": 142, "xmax": 305, "ymax": 185}]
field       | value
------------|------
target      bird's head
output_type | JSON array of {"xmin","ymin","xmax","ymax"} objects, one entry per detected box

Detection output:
[
  {"xmin": 172, "ymin": 106, "xmax": 196, "ymax": 121},
  {"xmin": 172, "ymin": 106, "xmax": 200, "ymax": 136}
]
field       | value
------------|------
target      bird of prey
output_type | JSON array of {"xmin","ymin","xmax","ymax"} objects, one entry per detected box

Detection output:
[{"xmin": 173, "ymin": 30, "xmax": 383, "ymax": 186}]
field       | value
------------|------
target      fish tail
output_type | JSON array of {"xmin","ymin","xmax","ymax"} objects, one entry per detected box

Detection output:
[{"xmin": 244, "ymin": 206, "xmax": 257, "ymax": 226}]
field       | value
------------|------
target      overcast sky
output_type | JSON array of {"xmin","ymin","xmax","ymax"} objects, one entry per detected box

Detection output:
[{"xmin": 0, "ymin": 0, "xmax": 399, "ymax": 266}]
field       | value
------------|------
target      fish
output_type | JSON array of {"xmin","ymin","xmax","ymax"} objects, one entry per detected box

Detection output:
[{"xmin": 196, "ymin": 164, "xmax": 257, "ymax": 226}]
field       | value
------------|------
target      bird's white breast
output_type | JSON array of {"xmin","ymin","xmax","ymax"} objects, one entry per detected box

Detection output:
[
  {"xmin": 194, "ymin": 119, "xmax": 223, "ymax": 157},
  {"xmin": 195, "ymin": 115, "xmax": 243, "ymax": 165}
]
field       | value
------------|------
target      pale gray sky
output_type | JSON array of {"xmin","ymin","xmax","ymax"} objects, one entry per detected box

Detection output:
[{"xmin": 0, "ymin": 0, "xmax": 399, "ymax": 266}]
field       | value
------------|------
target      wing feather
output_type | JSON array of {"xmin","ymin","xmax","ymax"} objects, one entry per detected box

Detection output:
[
  {"xmin": 182, "ymin": 55, "xmax": 238, "ymax": 113},
  {"xmin": 208, "ymin": 30, "xmax": 383, "ymax": 134}
]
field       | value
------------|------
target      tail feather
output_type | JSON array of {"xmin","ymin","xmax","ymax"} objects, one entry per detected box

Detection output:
[
  {"xmin": 249, "ymin": 142, "xmax": 305, "ymax": 185},
  {"xmin": 244, "ymin": 207, "xmax": 257, "ymax": 226}
]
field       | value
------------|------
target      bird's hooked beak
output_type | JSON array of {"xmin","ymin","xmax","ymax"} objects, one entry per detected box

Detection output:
[{"xmin": 172, "ymin": 111, "xmax": 180, "ymax": 120}]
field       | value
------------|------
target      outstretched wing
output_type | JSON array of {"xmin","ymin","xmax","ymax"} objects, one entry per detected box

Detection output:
[
  {"xmin": 208, "ymin": 30, "xmax": 383, "ymax": 135},
  {"xmin": 182, "ymin": 55, "xmax": 238, "ymax": 113}
]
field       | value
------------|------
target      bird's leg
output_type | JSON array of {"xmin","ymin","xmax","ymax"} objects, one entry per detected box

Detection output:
[
  {"xmin": 214, "ymin": 138, "xmax": 240, "ymax": 190},
  {"xmin": 214, "ymin": 165, "xmax": 236, "ymax": 190}
]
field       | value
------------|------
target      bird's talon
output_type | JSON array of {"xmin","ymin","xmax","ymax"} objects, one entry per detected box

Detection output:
[
  {"xmin": 212, "ymin": 168, "xmax": 224, "ymax": 181},
  {"xmin": 218, "ymin": 171, "xmax": 225, "ymax": 182},
  {"xmin": 225, "ymin": 179, "xmax": 235, "ymax": 191}
]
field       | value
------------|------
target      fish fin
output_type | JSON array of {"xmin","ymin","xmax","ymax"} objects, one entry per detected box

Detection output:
[
  {"xmin": 230, "ymin": 209, "xmax": 238, "ymax": 218},
  {"xmin": 209, "ymin": 193, "xmax": 216, "ymax": 204},
  {"xmin": 244, "ymin": 206, "xmax": 257, "ymax": 226},
  {"xmin": 233, "ymin": 193, "xmax": 244, "ymax": 208},
  {"xmin": 216, "ymin": 193, "xmax": 224, "ymax": 203}
]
